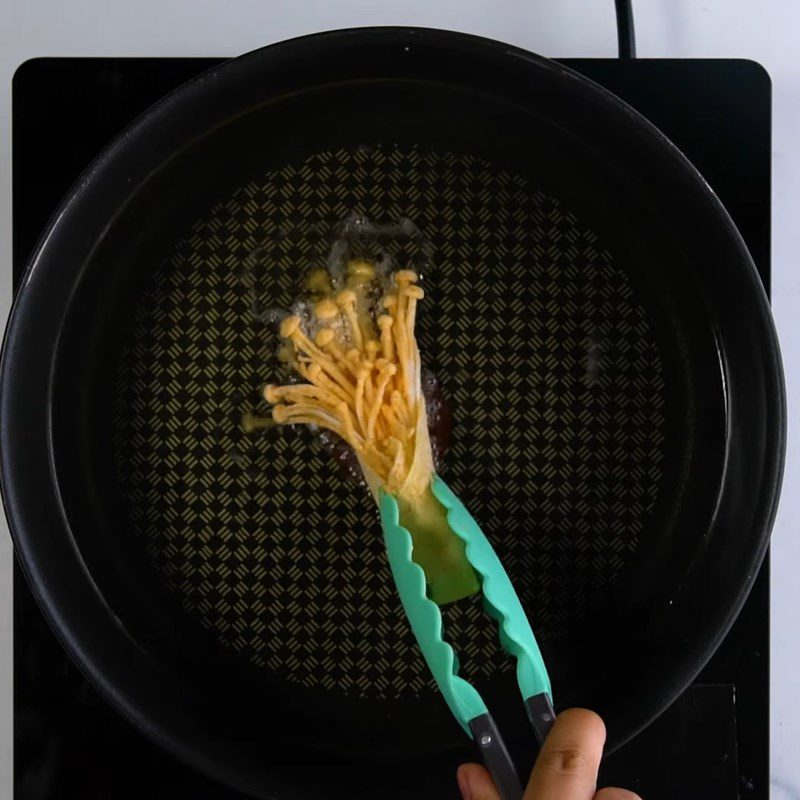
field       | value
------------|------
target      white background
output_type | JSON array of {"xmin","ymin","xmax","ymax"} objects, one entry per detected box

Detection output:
[{"xmin": 0, "ymin": 1, "xmax": 798, "ymax": 798}]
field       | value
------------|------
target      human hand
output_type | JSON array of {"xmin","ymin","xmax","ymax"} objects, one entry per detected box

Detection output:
[{"xmin": 456, "ymin": 708, "xmax": 641, "ymax": 800}]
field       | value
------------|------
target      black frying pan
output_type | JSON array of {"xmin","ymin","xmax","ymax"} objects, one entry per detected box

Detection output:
[{"xmin": 0, "ymin": 26, "xmax": 785, "ymax": 799}]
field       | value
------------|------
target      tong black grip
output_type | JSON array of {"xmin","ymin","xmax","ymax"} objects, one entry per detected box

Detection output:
[
  {"xmin": 525, "ymin": 692, "xmax": 557, "ymax": 745},
  {"xmin": 468, "ymin": 694, "xmax": 556, "ymax": 799},
  {"xmin": 469, "ymin": 713, "xmax": 523, "ymax": 800}
]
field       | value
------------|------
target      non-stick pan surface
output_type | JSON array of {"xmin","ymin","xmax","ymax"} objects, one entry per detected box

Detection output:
[{"xmin": 0, "ymin": 28, "xmax": 785, "ymax": 799}]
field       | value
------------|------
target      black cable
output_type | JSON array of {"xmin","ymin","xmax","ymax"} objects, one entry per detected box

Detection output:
[{"xmin": 614, "ymin": 0, "xmax": 637, "ymax": 59}]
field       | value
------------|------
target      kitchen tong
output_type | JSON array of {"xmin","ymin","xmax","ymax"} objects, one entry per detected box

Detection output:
[{"xmin": 379, "ymin": 476, "xmax": 555, "ymax": 800}]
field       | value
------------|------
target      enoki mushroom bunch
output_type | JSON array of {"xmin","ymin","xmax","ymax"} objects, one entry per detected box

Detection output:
[{"xmin": 262, "ymin": 260, "xmax": 478, "ymax": 604}]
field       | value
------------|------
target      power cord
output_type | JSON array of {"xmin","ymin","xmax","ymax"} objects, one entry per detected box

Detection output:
[{"xmin": 614, "ymin": 0, "xmax": 637, "ymax": 59}]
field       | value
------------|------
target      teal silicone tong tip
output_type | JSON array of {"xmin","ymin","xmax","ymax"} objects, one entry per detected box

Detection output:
[
  {"xmin": 379, "ymin": 476, "xmax": 555, "ymax": 800},
  {"xmin": 379, "ymin": 484, "xmax": 488, "ymax": 734}
]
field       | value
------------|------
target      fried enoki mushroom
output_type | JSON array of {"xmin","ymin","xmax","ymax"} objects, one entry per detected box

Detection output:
[{"xmin": 263, "ymin": 259, "xmax": 479, "ymax": 604}]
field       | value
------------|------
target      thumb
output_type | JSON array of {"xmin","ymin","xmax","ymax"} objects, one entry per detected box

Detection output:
[
  {"xmin": 457, "ymin": 763, "xmax": 501, "ymax": 800},
  {"xmin": 525, "ymin": 708, "xmax": 606, "ymax": 800}
]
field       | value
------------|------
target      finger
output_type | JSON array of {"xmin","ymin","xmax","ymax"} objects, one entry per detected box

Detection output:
[
  {"xmin": 457, "ymin": 762, "xmax": 501, "ymax": 800},
  {"xmin": 594, "ymin": 788, "xmax": 642, "ymax": 800},
  {"xmin": 524, "ymin": 708, "xmax": 606, "ymax": 800}
]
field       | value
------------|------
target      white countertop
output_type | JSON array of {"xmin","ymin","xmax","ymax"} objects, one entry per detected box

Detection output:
[{"xmin": 1, "ymin": 1, "xmax": 798, "ymax": 797}]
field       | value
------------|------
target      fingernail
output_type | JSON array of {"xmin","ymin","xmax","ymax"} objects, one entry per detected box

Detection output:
[{"xmin": 456, "ymin": 766, "xmax": 472, "ymax": 800}]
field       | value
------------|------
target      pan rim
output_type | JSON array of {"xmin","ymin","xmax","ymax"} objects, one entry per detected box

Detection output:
[{"xmin": 1, "ymin": 27, "xmax": 786, "ymax": 797}]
